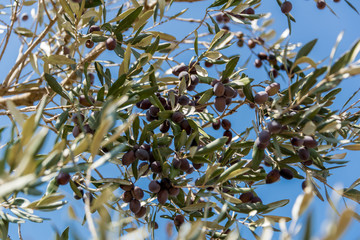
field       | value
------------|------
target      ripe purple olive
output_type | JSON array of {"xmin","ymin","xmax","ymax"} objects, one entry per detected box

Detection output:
[
  {"xmin": 21, "ymin": 13, "xmax": 29, "ymax": 21},
  {"xmin": 216, "ymin": 14, "xmax": 224, "ymax": 23},
  {"xmin": 291, "ymin": 137, "xmax": 304, "ymax": 147},
  {"xmin": 237, "ymin": 39, "xmax": 244, "ymax": 47},
  {"xmin": 89, "ymin": 25, "xmax": 101, "ymax": 33},
  {"xmin": 133, "ymin": 186, "xmax": 144, "ymax": 200},
  {"xmin": 298, "ymin": 147, "xmax": 310, "ymax": 161},
  {"xmin": 85, "ymin": 39, "xmax": 94, "ymax": 48},
  {"xmin": 180, "ymin": 120, "xmax": 192, "ymax": 135},
  {"xmin": 171, "ymin": 111, "xmax": 184, "ymax": 124},
  {"xmin": 168, "ymin": 187, "xmax": 180, "ymax": 196},
  {"xmin": 240, "ymin": 192, "xmax": 254, "ymax": 203},
  {"xmin": 179, "ymin": 158, "xmax": 190, "ymax": 171},
  {"xmin": 190, "ymin": 75, "xmax": 199, "ymax": 85},
  {"xmin": 224, "ymin": 86, "xmax": 236, "ymax": 98},
  {"xmin": 140, "ymin": 99, "xmax": 152, "ymax": 109},
  {"xmin": 186, "ymin": 166, "xmax": 195, "ymax": 174},
  {"xmin": 123, "ymin": 191, "xmax": 133, "ymax": 203},
  {"xmin": 214, "ymin": 96, "xmax": 227, "ymax": 112},
  {"xmin": 317, "ymin": 0, "xmax": 326, "ymax": 9},
  {"xmin": 266, "ymin": 169, "xmax": 280, "ymax": 184},
  {"xmin": 122, "ymin": 150, "xmax": 136, "ymax": 166},
  {"xmin": 223, "ymin": 130, "xmax": 232, "ymax": 144},
  {"xmin": 150, "ymin": 161, "xmax": 162, "ymax": 173},
  {"xmin": 213, "ymin": 82, "xmax": 225, "ymax": 97},
  {"xmin": 149, "ymin": 106, "xmax": 160, "ymax": 118},
  {"xmin": 149, "ymin": 181, "xmax": 161, "ymax": 193},
  {"xmin": 56, "ymin": 172, "xmax": 70, "ymax": 185},
  {"xmin": 254, "ymin": 91, "xmax": 269, "ymax": 104},
  {"xmin": 160, "ymin": 120, "xmax": 170, "ymax": 133},
  {"xmin": 269, "ymin": 69, "xmax": 279, "ymax": 78},
  {"xmin": 172, "ymin": 157, "xmax": 181, "ymax": 169},
  {"xmin": 106, "ymin": 37, "xmax": 117, "ymax": 50},
  {"xmin": 157, "ymin": 189, "xmax": 168, "ymax": 204},
  {"xmin": 221, "ymin": 119, "xmax": 231, "ymax": 130},
  {"xmin": 135, "ymin": 206, "xmax": 147, "ymax": 218},
  {"xmin": 160, "ymin": 178, "xmax": 172, "ymax": 190},
  {"xmin": 244, "ymin": 8, "xmax": 255, "ymax": 14},
  {"xmin": 135, "ymin": 149, "xmax": 149, "ymax": 161},
  {"xmin": 258, "ymin": 52, "xmax": 268, "ymax": 60},
  {"xmin": 212, "ymin": 119, "xmax": 221, "ymax": 130},
  {"xmin": 130, "ymin": 199, "xmax": 141, "ymax": 214},
  {"xmin": 247, "ymin": 39, "xmax": 256, "ymax": 49},
  {"xmin": 174, "ymin": 215, "xmax": 185, "ymax": 227},
  {"xmin": 279, "ymin": 168, "xmax": 294, "ymax": 180},
  {"xmin": 251, "ymin": 196, "xmax": 262, "ymax": 203},
  {"xmin": 178, "ymin": 95, "xmax": 190, "ymax": 106},
  {"xmin": 178, "ymin": 71, "xmax": 189, "ymax": 82},
  {"xmin": 259, "ymin": 130, "xmax": 271, "ymax": 144},
  {"xmin": 146, "ymin": 110, "xmax": 157, "ymax": 122},
  {"xmin": 255, "ymin": 138, "xmax": 269, "ymax": 150},
  {"xmin": 281, "ymin": 1, "xmax": 293, "ymax": 14},
  {"xmin": 83, "ymin": 124, "xmax": 95, "ymax": 134},
  {"xmin": 120, "ymin": 183, "xmax": 134, "ymax": 191},
  {"xmin": 72, "ymin": 125, "xmax": 81, "ymax": 138},
  {"xmin": 205, "ymin": 61, "xmax": 213, "ymax": 68},
  {"xmin": 79, "ymin": 95, "xmax": 94, "ymax": 107},
  {"xmin": 267, "ymin": 120, "xmax": 282, "ymax": 134},
  {"xmin": 254, "ymin": 59, "xmax": 262, "ymax": 68},
  {"xmin": 303, "ymin": 136, "xmax": 318, "ymax": 148},
  {"xmin": 172, "ymin": 64, "xmax": 188, "ymax": 76}
]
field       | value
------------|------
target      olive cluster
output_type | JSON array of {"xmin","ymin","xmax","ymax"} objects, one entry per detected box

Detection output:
[
  {"xmin": 239, "ymin": 191, "xmax": 262, "ymax": 204},
  {"xmin": 148, "ymin": 178, "xmax": 180, "ymax": 205},
  {"xmin": 172, "ymin": 156, "xmax": 199, "ymax": 174},
  {"xmin": 85, "ymin": 25, "xmax": 118, "ymax": 51},
  {"xmin": 291, "ymin": 136, "xmax": 318, "ymax": 165},
  {"xmin": 212, "ymin": 119, "xmax": 232, "ymax": 145},
  {"xmin": 71, "ymin": 113, "xmax": 95, "ymax": 137},
  {"xmin": 172, "ymin": 63, "xmax": 200, "ymax": 91},
  {"xmin": 211, "ymin": 79, "xmax": 237, "ymax": 112},
  {"xmin": 121, "ymin": 183, "xmax": 147, "ymax": 218},
  {"xmin": 254, "ymin": 82, "xmax": 280, "ymax": 105}
]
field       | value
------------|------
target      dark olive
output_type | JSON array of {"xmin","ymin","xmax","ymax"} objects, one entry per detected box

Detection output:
[{"xmin": 56, "ymin": 172, "xmax": 70, "ymax": 185}]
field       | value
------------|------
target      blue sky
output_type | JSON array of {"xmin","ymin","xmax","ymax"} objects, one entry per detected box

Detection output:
[{"xmin": 2, "ymin": 0, "xmax": 360, "ymax": 239}]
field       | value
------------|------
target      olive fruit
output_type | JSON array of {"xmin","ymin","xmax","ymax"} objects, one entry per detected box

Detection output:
[
  {"xmin": 180, "ymin": 120, "xmax": 192, "ymax": 135},
  {"xmin": 269, "ymin": 68, "xmax": 279, "ymax": 78},
  {"xmin": 160, "ymin": 120, "xmax": 170, "ymax": 133},
  {"xmin": 216, "ymin": 14, "xmax": 224, "ymax": 23},
  {"xmin": 281, "ymin": 1, "xmax": 293, "ymax": 14},
  {"xmin": 135, "ymin": 206, "xmax": 147, "ymax": 218},
  {"xmin": 247, "ymin": 39, "xmax": 256, "ymax": 49},
  {"xmin": 123, "ymin": 191, "xmax": 133, "ymax": 203},
  {"xmin": 266, "ymin": 169, "xmax": 280, "ymax": 184},
  {"xmin": 259, "ymin": 130, "xmax": 271, "ymax": 144},
  {"xmin": 240, "ymin": 192, "xmax": 254, "ymax": 203},
  {"xmin": 178, "ymin": 71, "xmax": 189, "ymax": 82},
  {"xmin": 223, "ymin": 130, "xmax": 232, "ymax": 144},
  {"xmin": 254, "ymin": 59, "xmax": 262, "ymax": 68},
  {"xmin": 178, "ymin": 95, "xmax": 190, "ymax": 106},
  {"xmin": 174, "ymin": 215, "xmax": 185, "ymax": 227},
  {"xmin": 279, "ymin": 168, "xmax": 294, "ymax": 180},
  {"xmin": 214, "ymin": 96, "xmax": 226, "ymax": 112},
  {"xmin": 106, "ymin": 37, "xmax": 117, "ymax": 50},
  {"xmin": 149, "ymin": 106, "xmax": 160, "ymax": 118},
  {"xmin": 85, "ymin": 39, "xmax": 94, "ymax": 48},
  {"xmin": 160, "ymin": 178, "xmax": 172, "ymax": 190},
  {"xmin": 172, "ymin": 157, "xmax": 181, "ymax": 169},
  {"xmin": 265, "ymin": 82, "xmax": 280, "ymax": 96},
  {"xmin": 317, "ymin": 0, "xmax": 326, "ymax": 9},
  {"xmin": 237, "ymin": 39, "xmax": 244, "ymax": 47},
  {"xmin": 168, "ymin": 187, "xmax": 180, "ymax": 196},
  {"xmin": 150, "ymin": 161, "xmax": 162, "ymax": 173},
  {"xmin": 291, "ymin": 137, "xmax": 304, "ymax": 147},
  {"xmin": 21, "ymin": 13, "xmax": 29, "ymax": 21},
  {"xmin": 133, "ymin": 186, "xmax": 144, "ymax": 200},
  {"xmin": 244, "ymin": 8, "xmax": 255, "ymax": 14},
  {"xmin": 72, "ymin": 125, "xmax": 81, "ymax": 138},
  {"xmin": 179, "ymin": 158, "xmax": 190, "ymax": 171},
  {"xmin": 56, "ymin": 172, "xmax": 70, "ymax": 185},
  {"xmin": 224, "ymin": 86, "xmax": 235, "ymax": 98},
  {"xmin": 251, "ymin": 196, "xmax": 262, "ymax": 203},
  {"xmin": 254, "ymin": 91, "xmax": 269, "ymax": 104},
  {"xmin": 267, "ymin": 120, "xmax": 282, "ymax": 134},
  {"xmin": 172, "ymin": 64, "xmax": 188, "ymax": 76},
  {"xmin": 213, "ymin": 82, "xmax": 225, "ymax": 96},
  {"xmin": 120, "ymin": 183, "xmax": 134, "ymax": 191},
  {"xmin": 149, "ymin": 181, "xmax": 161, "ymax": 193},
  {"xmin": 258, "ymin": 52, "xmax": 268, "ymax": 60},
  {"xmin": 302, "ymin": 160, "xmax": 313, "ymax": 166},
  {"xmin": 303, "ymin": 136, "xmax": 318, "ymax": 148},
  {"xmin": 298, "ymin": 147, "xmax": 310, "ymax": 161},
  {"xmin": 221, "ymin": 119, "xmax": 231, "ymax": 130},
  {"xmin": 212, "ymin": 119, "xmax": 221, "ymax": 130},
  {"xmin": 205, "ymin": 61, "xmax": 213, "ymax": 68},
  {"xmin": 122, "ymin": 150, "xmax": 136, "ymax": 166},
  {"xmin": 140, "ymin": 99, "xmax": 152, "ymax": 109},
  {"xmin": 135, "ymin": 149, "xmax": 150, "ymax": 161},
  {"xmin": 190, "ymin": 75, "xmax": 199, "ymax": 85},
  {"xmin": 79, "ymin": 95, "xmax": 94, "ymax": 107},
  {"xmin": 254, "ymin": 138, "xmax": 269, "ymax": 150},
  {"xmin": 193, "ymin": 163, "xmax": 203, "ymax": 170},
  {"xmin": 130, "ymin": 199, "xmax": 141, "ymax": 214},
  {"xmin": 89, "ymin": 25, "xmax": 101, "ymax": 33},
  {"xmin": 171, "ymin": 111, "xmax": 184, "ymax": 124},
  {"xmin": 186, "ymin": 166, "xmax": 195, "ymax": 174},
  {"xmin": 157, "ymin": 189, "xmax": 168, "ymax": 204}
]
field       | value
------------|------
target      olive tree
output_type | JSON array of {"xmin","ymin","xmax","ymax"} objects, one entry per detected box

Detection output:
[{"xmin": 0, "ymin": 0, "xmax": 359, "ymax": 239}]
